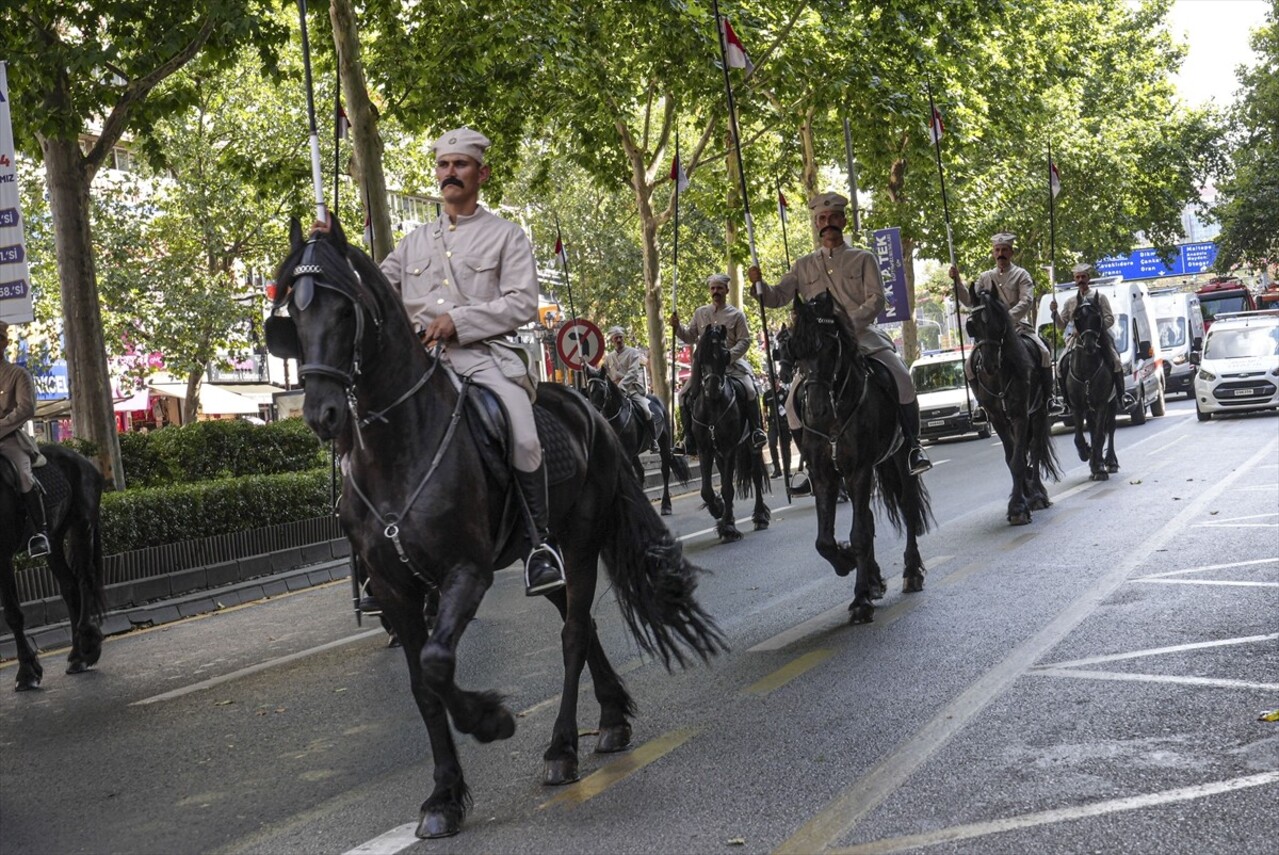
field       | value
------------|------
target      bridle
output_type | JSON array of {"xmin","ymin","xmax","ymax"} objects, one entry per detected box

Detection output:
[
  {"xmin": 795, "ymin": 313, "xmax": 866, "ymax": 445},
  {"xmin": 587, "ymin": 372, "xmax": 631, "ymax": 429},
  {"xmin": 968, "ymin": 301, "xmax": 1015, "ymax": 404}
]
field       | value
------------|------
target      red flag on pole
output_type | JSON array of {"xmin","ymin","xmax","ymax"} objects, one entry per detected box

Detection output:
[
  {"xmin": 1049, "ymin": 160, "xmax": 1062, "ymax": 199},
  {"xmin": 928, "ymin": 106, "xmax": 945, "ymax": 144},
  {"xmin": 777, "ymin": 191, "xmax": 788, "ymax": 225},
  {"xmin": 555, "ymin": 231, "xmax": 568, "ymax": 267},
  {"xmin": 336, "ymin": 104, "xmax": 349, "ymax": 139},
  {"xmin": 670, "ymin": 156, "xmax": 689, "ymax": 193},
  {"xmin": 721, "ymin": 19, "xmax": 754, "ymax": 73}
]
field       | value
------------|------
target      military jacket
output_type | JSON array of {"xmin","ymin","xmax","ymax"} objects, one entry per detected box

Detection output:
[
  {"xmin": 0, "ymin": 360, "xmax": 39, "ymax": 454},
  {"xmin": 957, "ymin": 264, "xmax": 1035, "ymax": 329},
  {"xmin": 379, "ymin": 206, "xmax": 538, "ymax": 381},
  {"xmin": 674, "ymin": 303, "xmax": 751, "ymax": 361},
  {"xmin": 757, "ymin": 243, "xmax": 885, "ymax": 339},
  {"xmin": 603, "ymin": 346, "xmax": 648, "ymax": 397},
  {"xmin": 1056, "ymin": 289, "xmax": 1115, "ymax": 341}
]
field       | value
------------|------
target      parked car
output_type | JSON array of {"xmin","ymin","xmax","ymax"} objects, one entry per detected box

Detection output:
[
  {"xmin": 1190, "ymin": 310, "xmax": 1279, "ymax": 421},
  {"xmin": 910, "ymin": 349, "xmax": 991, "ymax": 441},
  {"xmin": 1036, "ymin": 275, "xmax": 1166, "ymax": 424},
  {"xmin": 1148, "ymin": 288, "xmax": 1205, "ymax": 398}
]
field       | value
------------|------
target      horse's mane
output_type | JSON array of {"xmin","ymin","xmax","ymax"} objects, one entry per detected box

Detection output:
[{"xmin": 974, "ymin": 287, "xmax": 1034, "ymax": 379}]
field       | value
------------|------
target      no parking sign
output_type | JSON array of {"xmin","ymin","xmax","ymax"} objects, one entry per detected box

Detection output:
[{"xmin": 555, "ymin": 319, "xmax": 605, "ymax": 370}]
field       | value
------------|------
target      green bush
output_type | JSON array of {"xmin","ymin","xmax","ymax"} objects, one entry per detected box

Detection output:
[
  {"xmin": 101, "ymin": 469, "xmax": 334, "ymax": 554},
  {"xmin": 123, "ymin": 418, "xmax": 325, "ymax": 487}
]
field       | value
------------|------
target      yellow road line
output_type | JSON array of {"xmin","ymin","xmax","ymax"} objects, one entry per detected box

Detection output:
[
  {"xmin": 743, "ymin": 649, "xmax": 833, "ymax": 696},
  {"xmin": 539, "ymin": 726, "xmax": 700, "ymax": 810}
]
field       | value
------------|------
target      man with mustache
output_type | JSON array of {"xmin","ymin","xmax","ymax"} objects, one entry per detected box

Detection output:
[
  {"xmin": 949, "ymin": 232, "xmax": 1064, "ymax": 417},
  {"xmin": 670, "ymin": 273, "xmax": 768, "ymax": 455},
  {"xmin": 602, "ymin": 326, "xmax": 659, "ymax": 452},
  {"xmin": 377, "ymin": 127, "xmax": 565, "ymax": 597},
  {"xmin": 747, "ymin": 192, "xmax": 931, "ymax": 488}
]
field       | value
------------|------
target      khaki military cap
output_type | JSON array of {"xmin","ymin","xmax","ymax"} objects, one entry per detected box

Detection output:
[
  {"xmin": 607, "ymin": 326, "xmax": 625, "ymax": 338},
  {"xmin": 1071, "ymin": 263, "xmax": 1093, "ymax": 275},
  {"xmin": 430, "ymin": 127, "xmax": 491, "ymax": 165},
  {"xmin": 808, "ymin": 192, "xmax": 848, "ymax": 213},
  {"xmin": 707, "ymin": 273, "xmax": 731, "ymax": 287},
  {"xmin": 991, "ymin": 232, "xmax": 1017, "ymax": 247}
]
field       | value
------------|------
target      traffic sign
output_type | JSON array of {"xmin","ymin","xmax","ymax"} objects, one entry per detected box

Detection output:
[{"xmin": 555, "ymin": 318, "xmax": 604, "ymax": 370}]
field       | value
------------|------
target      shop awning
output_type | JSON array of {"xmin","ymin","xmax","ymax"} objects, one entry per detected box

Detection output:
[
  {"xmin": 148, "ymin": 383, "xmax": 260, "ymax": 415},
  {"xmin": 113, "ymin": 389, "xmax": 151, "ymax": 413}
]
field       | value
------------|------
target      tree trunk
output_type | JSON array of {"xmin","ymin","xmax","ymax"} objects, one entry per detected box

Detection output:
[
  {"xmin": 330, "ymin": 0, "xmax": 393, "ymax": 263},
  {"xmin": 799, "ymin": 106, "xmax": 820, "ymax": 250},
  {"xmin": 183, "ymin": 368, "xmax": 202, "ymax": 425},
  {"xmin": 621, "ymin": 127, "xmax": 669, "ymax": 408},
  {"xmin": 39, "ymin": 135, "xmax": 125, "ymax": 490}
]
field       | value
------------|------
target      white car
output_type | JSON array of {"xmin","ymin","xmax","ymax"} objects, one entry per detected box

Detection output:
[
  {"xmin": 1191, "ymin": 311, "xmax": 1279, "ymax": 421},
  {"xmin": 910, "ymin": 350, "xmax": 991, "ymax": 441}
]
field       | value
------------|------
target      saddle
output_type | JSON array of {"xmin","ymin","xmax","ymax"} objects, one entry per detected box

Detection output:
[
  {"xmin": 463, "ymin": 383, "xmax": 579, "ymax": 487},
  {"xmin": 0, "ymin": 449, "xmax": 67, "ymax": 505}
]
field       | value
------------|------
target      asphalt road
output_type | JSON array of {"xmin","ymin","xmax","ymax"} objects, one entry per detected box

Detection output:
[{"xmin": 2, "ymin": 397, "xmax": 1276, "ymax": 855}]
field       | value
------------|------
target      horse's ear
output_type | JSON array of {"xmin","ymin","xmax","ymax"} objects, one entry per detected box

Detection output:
[
  {"xmin": 329, "ymin": 212, "xmax": 349, "ymax": 251},
  {"xmin": 289, "ymin": 217, "xmax": 304, "ymax": 250}
]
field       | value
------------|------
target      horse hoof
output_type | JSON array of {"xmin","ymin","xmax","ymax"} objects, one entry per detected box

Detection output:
[
  {"xmin": 871, "ymin": 578, "xmax": 888, "ymax": 600},
  {"xmin": 1091, "ymin": 471, "xmax": 1108, "ymax": 482},
  {"xmin": 65, "ymin": 661, "xmax": 91, "ymax": 675},
  {"xmin": 1106, "ymin": 463, "xmax": 1120, "ymax": 473},
  {"xmin": 1077, "ymin": 447, "xmax": 1090, "ymax": 461},
  {"xmin": 416, "ymin": 810, "xmax": 460, "ymax": 839},
  {"xmin": 848, "ymin": 602, "xmax": 875, "ymax": 624},
  {"xmin": 719, "ymin": 527, "xmax": 742, "ymax": 543},
  {"xmin": 472, "ymin": 707, "xmax": 516, "ymax": 744},
  {"xmin": 753, "ymin": 519, "xmax": 769, "ymax": 531},
  {"xmin": 661, "ymin": 505, "xmax": 672, "ymax": 516},
  {"xmin": 1009, "ymin": 514, "xmax": 1031, "ymax": 526},
  {"xmin": 595, "ymin": 723, "xmax": 633, "ymax": 754},
  {"xmin": 543, "ymin": 758, "xmax": 580, "ymax": 786},
  {"xmin": 902, "ymin": 573, "xmax": 925, "ymax": 594},
  {"xmin": 386, "ymin": 632, "xmax": 401, "ymax": 649}
]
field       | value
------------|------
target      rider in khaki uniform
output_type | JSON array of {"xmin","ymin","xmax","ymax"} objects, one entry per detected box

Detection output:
[
  {"xmin": 949, "ymin": 232, "xmax": 1064, "ymax": 416},
  {"xmin": 602, "ymin": 326, "xmax": 658, "ymax": 451},
  {"xmin": 377, "ymin": 127, "xmax": 563, "ymax": 596},
  {"xmin": 748, "ymin": 192, "xmax": 931, "ymax": 485},
  {"xmin": 0, "ymin": 322, "xmax": 50, "ymax": 557},
  {"xmin": 1050, "ymin": 262, "xmax": 1133, "ymax": 410},
  {"xmin": 670, "ymin": 273, "xmax": 767, "ymax": 454}
]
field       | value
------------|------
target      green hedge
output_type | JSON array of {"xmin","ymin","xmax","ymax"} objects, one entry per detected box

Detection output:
[
  {"xmin": 63, "ymin": 418, "xmax": 326, "ymax": 488},
  {"xmin": 100, "ymin": 469, "xmax": 334, "ymax": 555}
]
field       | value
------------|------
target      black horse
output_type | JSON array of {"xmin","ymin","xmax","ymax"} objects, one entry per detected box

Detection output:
[
  {"xmin": 268, "ymin": 217, "xmax": 724, "ymax": 839},
  {"xmin": 1, "ymin": 444, "xmax": 106, "ymax": 690},
  {"xmin": 788, "ymin": 292, "xmax": 932, "ymax": 623},
  {"xmin": 1065, "ymin": 298, "xmax": 1120, "ymax": 480},
  {"xmin": 687, "ymin": 324, "xmax": 770, "ymax": 542},
  {"xmin": 965, "ymin": 286, "xmax": 1061, "ymax": 525},
  {"xmin": 584, "ymin": 364, "xmax": 690, "ymax": 515}
]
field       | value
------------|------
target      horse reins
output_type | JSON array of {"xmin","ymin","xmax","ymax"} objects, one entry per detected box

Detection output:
[{"xmin": 798, "ymin": 318, "xmax": 867, "ymax": 448}]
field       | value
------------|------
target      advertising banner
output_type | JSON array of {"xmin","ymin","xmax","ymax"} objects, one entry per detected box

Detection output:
[
  {"xmin": 0, "ymin": 62, "xmax": 34, "ymax": 325},
  {"xmin": 872, "ymin": 227, "xmax": 910, "ymax": 324}
]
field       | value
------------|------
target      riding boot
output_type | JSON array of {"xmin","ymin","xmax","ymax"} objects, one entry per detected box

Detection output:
[
  {"xmin": 674, "ymin": 400, "xmax": 696, "ymax": 456},
  {"xmin": 747, "ymin": 400, "xmax": 767, "ymax": 450},
  {"xmin": 1042, "ymin": 366, "xmax": 1065, "ymax": 417},
  {"xmin": 22, "ymin": 487, "xmax": 51, "ymax": 559},
  {"xmin": 787, "ymin": 426, "xmax": 812, "ymax": 495},
  {"xmin": 516, "ymin": 463, "xmax": 565, "ymax": 596},
  {"xmin": 1114, "ymin": 371, "xmax": 1135, "ymax": 409},
  {"xmin": 899, "ymin": 400, "xmax": 933, "ymax": 475},
  {"xmin": 352, "ymin": 556, "xmax": 383, "ymax": 615}
]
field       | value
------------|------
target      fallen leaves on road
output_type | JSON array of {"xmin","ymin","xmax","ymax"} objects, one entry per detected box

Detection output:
[{"xmin": 1258, "ymin": 708, "xmax": 1279, "ymax": 722}]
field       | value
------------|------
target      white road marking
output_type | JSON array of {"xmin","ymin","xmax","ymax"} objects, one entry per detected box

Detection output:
[
  {"xmin": 1198, "ymin": 511, "xmax": 1279, "ymax": 523},
  {"xmin": 1037, "ymin": 633, "xmax": 1278, "ymax": 670},
  {"xmin": 1135, "ymin": 557, "xmax": 1278, "ymax": 580},
  {"xmin": 1135, "ymin": 578, "xmax": 1279, "ymax": 588},
  {"xmin": 1145, "ymin": 435, "xmax": 1186, "ymax": 455},
  {"xmin": 130, "ymin": 629, "xmax": 385, "ymax": 706},
  {"xmin": 341, "ymin": 822, "xmax": 420, "ymax": 855},
  {"xmin": 773, "ymin": 438, "xmax": 1277, "ymax": 855},
  {"xmin": 829, "ymin": 772, "xmax": 1279, "ymax": 855},
  {"xmin": 1028, "ymin": 667, "xmax": 1279, "ymax": 692},
  {"xmin": 1194, "ymin": 523, "xmax": 1278, "ymax": 528},
  {"xmin": 673, "ymin": 504, "xmax": 800, "ymax": 543}
]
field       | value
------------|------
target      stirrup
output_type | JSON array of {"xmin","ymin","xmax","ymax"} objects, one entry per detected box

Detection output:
[
  {"xmin": 1121, "ymin": 393, "xmax": 1137, "ymax": 409},
  {"xmin": 789, "ymin": 471, "xmax": 812, "ymax": 496},
  {"xmin": 524, "ymin": 542, "xmax": 566, "ymax": 596},
  {"xmin": 970, "ymin": 406, "xmax": 989, "ymax": 425},
  {"xmin": 908, "ymin": 447, "xmax": 933, "ymax": 476},
  {"xmin": 27, "ymin": 533, "xmax": 51, "ymax": 559},
  {"xmin": 751, "ymin": 428, "xmax": 767, "ymax": 449},
  {"xmin": 1047, "ymin": 398, "xmax": 1065, "ymax": 417},
  {"xmin": 356, "ymin": 581, "xmax": 383, "ymax": 616}
]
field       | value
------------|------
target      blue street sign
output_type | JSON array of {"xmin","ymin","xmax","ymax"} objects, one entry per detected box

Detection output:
[{"xmin": 1093, "ymin": 241, "xmax": 1217, "ymax": 281}]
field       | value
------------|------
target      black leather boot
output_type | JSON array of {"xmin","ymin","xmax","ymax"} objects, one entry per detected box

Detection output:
[
  {"xmin": 747, "ymin": 399, "xmax": 767, "ymax": 449},
  {"xmin": 899, "ymin": 401, "xmax": 932, "ymax": 475},
  {"xmin": 1057, "ymin": 360, "xmax": 1072, "ymax": 415},
  {"xmin": 516, "ymin": 463, "xmax": 565, "ymax": 596},
  {"xmin": 1042, "ymin": 366, "xmax": 1064, "ymax": 416},
  {"xmin": 23, "ymin": 488, "xmax": 51, "ymax": 558},
  {"xmin": 1114, "ymin": 371, "xmax": 1135, "ymax": 409}
]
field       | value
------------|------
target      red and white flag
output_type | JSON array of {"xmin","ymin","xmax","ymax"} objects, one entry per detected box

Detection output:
[
  {"xmin": 721, "ymin": 19, "xmax": 754, "ymax": 73},
  {"xmin": 1049, "ymin": 160, "xmax": 1062, "ymax": 199},
  {"xmin": 363, "ymin": 210, "xmax": 373, "ymax": 249},
  {"xmin": 777, "ymin": 191, "xmax": 789, "ymax": 225},
  {"xmin": 928, "ymin": 106, "xmax": 945, "ymax": 145},
  {"xmin": 554, "ymin": 230, "xmax": 568, "ymax": 268},
  {"xmin": 670, "ymin": 155, "xmax": 689, "ymax": 194},
  {"xmin": 336, "ymin": 104, "xmax": 350, "ymax": 139}
]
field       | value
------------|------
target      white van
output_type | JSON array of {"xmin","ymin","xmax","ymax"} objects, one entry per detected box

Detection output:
[
  {"xmin": 1148, "ymin": 289, "xmax": 1206, "ymax": 398},
  {"xmin": 1035, "ymin": 275, "xmax": 1166, "ymax": 423},
  {"xmin": 910, "ymin": 349, "xmax": 990, "ymax": 442}
]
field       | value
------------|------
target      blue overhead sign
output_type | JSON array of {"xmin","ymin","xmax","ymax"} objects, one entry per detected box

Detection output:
[{"xmin": 1094, "ymin": 241, "xmax": 1217, "ymax": 281}]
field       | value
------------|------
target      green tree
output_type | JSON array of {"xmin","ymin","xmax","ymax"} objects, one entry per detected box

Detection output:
[
  {"xmin": 2, "ymin": 2, "xmax": 286, "ymax": 488},
  {"xmin": 1211, "ymin": 2, "xmax": 1279, "ymax": 271}
]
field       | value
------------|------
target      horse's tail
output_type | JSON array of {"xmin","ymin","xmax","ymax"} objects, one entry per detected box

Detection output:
[
  {"xmin": 1034, "ymin": 408, "xmax": 1063, "ymax": 482},
  {"xmin": 600, "ymin": 437, "xmax": 727, "ymax": 670},
  {"xmin": 667, "ymin": 447, "xmax": 691, "ymax": 486},
  {"xmin": 69, "ymin": 448, "xmax": 107, "ymax": 621},
  {"xmin": 875, "ymin": 457, "xmax": 936, "ymax": 537},
  {"xmin": 734, "ymin": 438, "xmax": 756, "ymax": 498}
]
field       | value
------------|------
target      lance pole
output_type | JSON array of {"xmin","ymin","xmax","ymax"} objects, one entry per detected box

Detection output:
[
  {"xmin": 843, "ymin": 117, "xmax": 862, "ymax": 240},
  {"xmin": 1048, "ymin": 140, "xmax": 1059, "ymax": 390},
  {"xmin": 671, "ymin": 130, "xmax": 681, "ymax": 420},
  {"xmin": 553, "ymin": 214, "xmax": 581, "ymax": 388},
  {"xmin": 713, "ymin": 0, "xmax": 789, "ymax": 502},
  {"xmin": 777, "ymin": 182, "xmax": 792, "ymax": 268},
  {"xmin": 333, "ymin": 66, "xmax": 341, "ymax": 212},
  {"xmin": 297, "ymin": 0, "xmax": 327, "ymax": 224},
  {"xmin": 927, "ymin": 80, "xmax": 975, "ymax": 424}
]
